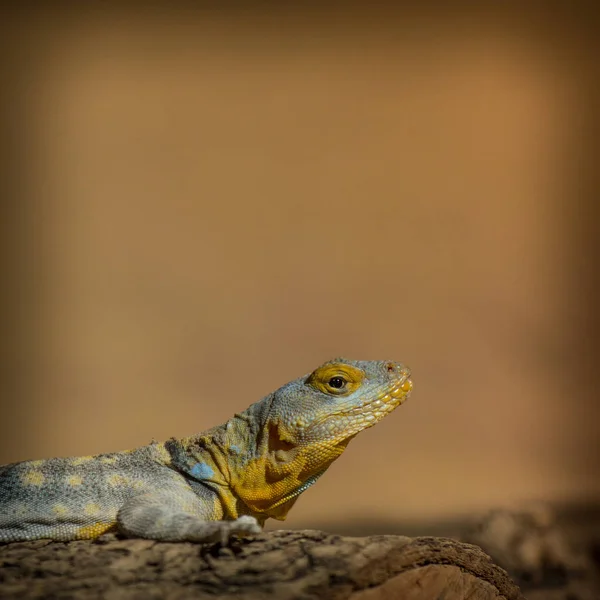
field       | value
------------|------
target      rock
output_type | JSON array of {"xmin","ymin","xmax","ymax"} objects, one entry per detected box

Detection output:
[{"xmin": 0, "ymin": 530, "xmax": 524, "ymax": 600}]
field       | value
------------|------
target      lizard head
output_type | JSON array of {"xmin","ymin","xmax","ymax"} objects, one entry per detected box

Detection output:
[
  {"xmin": 231, "ymin": 359, "xmax": 412, "ymax": 520},
  {"xmin": 269, "ymin": 358, "xmax": 412, "ymax": 450}
]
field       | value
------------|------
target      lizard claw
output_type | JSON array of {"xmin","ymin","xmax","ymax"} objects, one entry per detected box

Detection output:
[{"xmin": 219, "ymin": 515, "xmax": 261, "ymax": 546}]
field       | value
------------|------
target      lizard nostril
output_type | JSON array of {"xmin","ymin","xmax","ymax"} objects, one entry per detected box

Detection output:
[{"xmin": 385, "ymin": 362, "xmax": 412, "ymax": 381}]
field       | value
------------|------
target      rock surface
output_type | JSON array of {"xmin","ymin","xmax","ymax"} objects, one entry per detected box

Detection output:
[{"xmin": 0, "ymin": 530, "xmax": 524, "ymax": 600}]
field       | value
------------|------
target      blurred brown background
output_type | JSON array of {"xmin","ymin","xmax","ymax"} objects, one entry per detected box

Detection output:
[{"xmin": 1, "ymin": 4, "xmax": 598, "ymax": 532}]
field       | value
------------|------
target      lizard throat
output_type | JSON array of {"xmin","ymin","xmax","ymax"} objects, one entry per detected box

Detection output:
[
  {"xmin": 229, "ymin": 441, "xmax": 345, "ymax": 520},
  {"xmin": 267, "ymin": 469, "xmax": 326, "ymax": 510}
]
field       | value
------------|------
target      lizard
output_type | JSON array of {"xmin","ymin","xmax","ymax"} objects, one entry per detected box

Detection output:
[{"xmin": 0, "ymin": 358, "xmax": 412, "ymax": 544}]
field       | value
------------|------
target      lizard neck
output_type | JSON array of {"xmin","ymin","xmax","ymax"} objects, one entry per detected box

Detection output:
[
  {"xmin": 175, "ymin": 405, "xmax": 351, "ymax": 522},
  {"xmin": 226, "ymin": 414, "xmax": 352, "ymax": 521}
]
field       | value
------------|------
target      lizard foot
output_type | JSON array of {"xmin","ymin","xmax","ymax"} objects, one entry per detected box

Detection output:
[{"xmin": 219, "ymin": 515, "xmax": 261, "ymax": 545}]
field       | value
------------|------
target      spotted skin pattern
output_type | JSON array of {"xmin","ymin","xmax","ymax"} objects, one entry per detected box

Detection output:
[{"xmin": 0, "ymin": 358, "xmax": 412, "ymax": 543}]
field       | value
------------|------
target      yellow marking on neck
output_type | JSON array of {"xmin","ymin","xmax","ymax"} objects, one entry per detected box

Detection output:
[
  {"xmin": 21, "ymin": 471, "xmax": 45, "ymax": 486},
  {"xmin": 71, "ymin": 456, "xmax": 93, "ymax": 465},
  {"xmin": 306, "ymin": 363, "xmax": 365, "ymax": 396},
  {"xmin": 100, "ymin": 456, "xmax": 117, "ymax": 464},
  {"xmin": 230, "ymin": 426, "xmax": 346, "ymax": 520},
  {"xmin": 29, "ymin": 460, "xmax": 44, "ymax": 467},
  {"xmin": 75, "ymin": 522, "xmax": 116, "ymax": 539},
  {"xmin": 152, "ymin": 443, "xmax": 172, "ymax": 465},
  {"xmin": 67, "ymin": 474, "xmax": 83, "ymax": 486}
]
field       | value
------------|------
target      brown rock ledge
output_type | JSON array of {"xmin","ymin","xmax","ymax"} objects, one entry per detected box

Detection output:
[{"xmin": 0, "ymin": 530, "xmax": 524, "ymax": 600}]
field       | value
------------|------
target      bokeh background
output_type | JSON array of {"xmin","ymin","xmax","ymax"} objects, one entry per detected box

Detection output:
[{"xmin": 2, "ymin": 4, "xmax": 598, "ymax": 533}]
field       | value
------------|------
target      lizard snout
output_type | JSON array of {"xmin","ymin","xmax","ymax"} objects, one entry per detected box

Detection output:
[
  {"xmin": 385, "ymin": 362, "xmax": 411, "ymax": 381},
  {"xmin": 384, "ymin": 362, "xmax": 413, "ymax": 397}
]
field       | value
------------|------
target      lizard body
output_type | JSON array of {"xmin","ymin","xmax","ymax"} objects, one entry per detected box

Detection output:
[{"xmin": 0, "ymin": 358, "xmax": 412, "ymax": 543}]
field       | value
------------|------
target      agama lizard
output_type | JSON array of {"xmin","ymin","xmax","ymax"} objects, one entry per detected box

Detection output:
[{"xmin": 0, "ymin": 358, "xmax": 412, "ymax": 544}]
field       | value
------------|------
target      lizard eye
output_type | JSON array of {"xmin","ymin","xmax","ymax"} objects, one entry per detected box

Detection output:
[
  {"xmin": 328, "ymin": 376, "xmax": 346, "ymax": 389},
  {"xmin": 306, "ymin": 362, "xmax": 364, "ymax": 396}
]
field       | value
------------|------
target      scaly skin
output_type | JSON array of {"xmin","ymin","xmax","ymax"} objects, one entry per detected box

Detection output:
[{"xmin": 0, "ymin": 358, "xmax": 412, "ymax": 543}]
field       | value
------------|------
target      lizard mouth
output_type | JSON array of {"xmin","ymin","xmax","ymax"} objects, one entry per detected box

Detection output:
[{"xmin": 346, "ymin": 373, "xmax": 413, "ymax": 419}]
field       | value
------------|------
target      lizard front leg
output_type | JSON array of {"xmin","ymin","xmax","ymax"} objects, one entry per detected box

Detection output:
[{"xmin": 116, "ymin": 490, "xmax": 261, "ymax": 544}]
